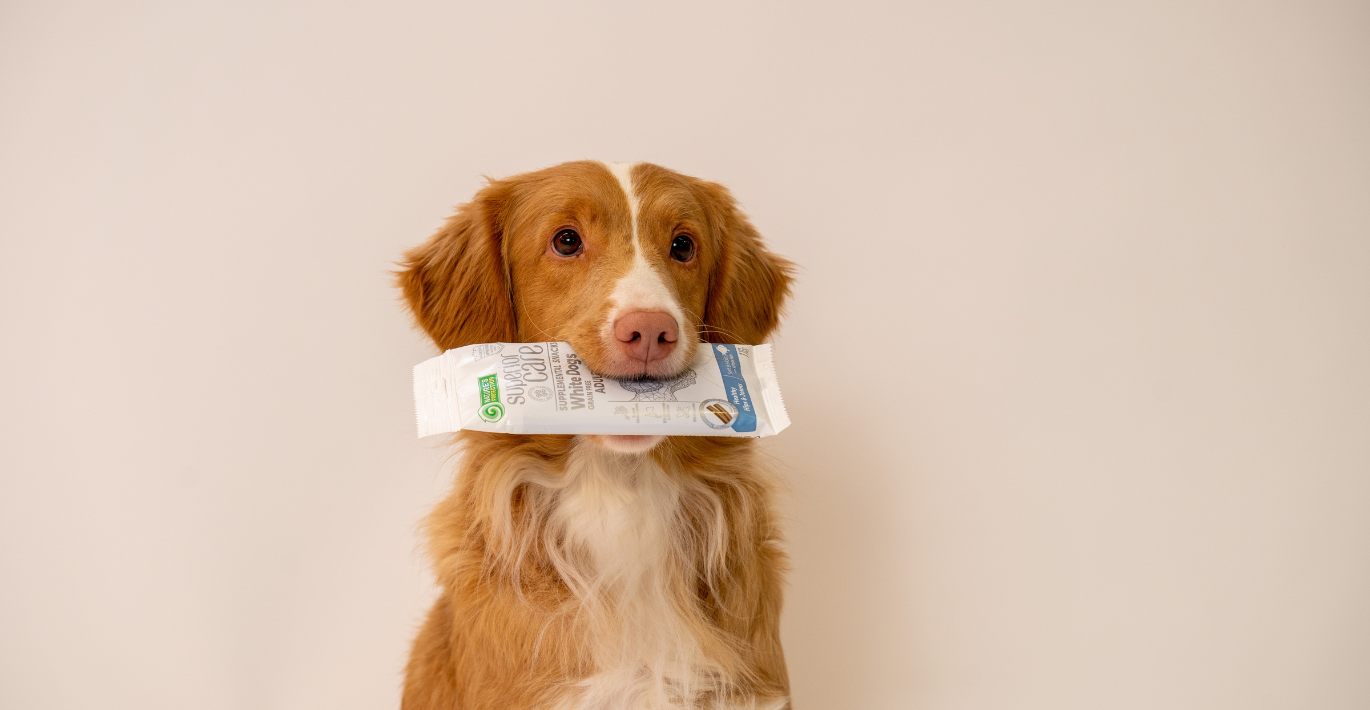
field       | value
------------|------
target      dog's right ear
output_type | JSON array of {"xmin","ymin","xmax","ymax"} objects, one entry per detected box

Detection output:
[{"xmin": 396, "ymin": 181, "xmax": 517, "ymax": 350}]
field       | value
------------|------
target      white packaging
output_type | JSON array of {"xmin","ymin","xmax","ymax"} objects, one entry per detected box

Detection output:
[{"xmin": 413, "ymin": 342, "xmax": 790, "ymax": 438}]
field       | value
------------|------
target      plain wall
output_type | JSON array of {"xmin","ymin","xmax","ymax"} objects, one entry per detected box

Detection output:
[{"xmin": 2, "ymin": 1, "xmax": 1368, "ymax": 708}]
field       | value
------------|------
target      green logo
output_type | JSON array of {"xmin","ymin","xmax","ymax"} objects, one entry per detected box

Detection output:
[{"xmin": 477, "ymin": 373, "xmax": 504, "ymax": 423}]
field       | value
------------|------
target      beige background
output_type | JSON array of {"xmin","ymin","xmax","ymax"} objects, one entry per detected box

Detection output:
[{"xmin": 3, "ymin": 1, "xmax": 1368, "ymax": 708}]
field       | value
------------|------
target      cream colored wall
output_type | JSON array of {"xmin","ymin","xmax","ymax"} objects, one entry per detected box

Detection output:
[{"xmin": 2, "ymin": 2, "xmax": 1367, "ymax": 708}]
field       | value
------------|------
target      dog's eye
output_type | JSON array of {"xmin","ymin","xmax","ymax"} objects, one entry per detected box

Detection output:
[
  {"xmin": 552, "ymin": 229, "xmax": 582, "ymax": 256},
  {"xmin": 670, "ymin": 234, "xmax": 695, "ymax": 262}
]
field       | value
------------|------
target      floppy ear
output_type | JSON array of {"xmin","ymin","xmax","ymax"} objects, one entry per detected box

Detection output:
[
  {"xmin": 701, "ymin": 182, "xmax": 796, "ymax": 345},
  {"xmin": 397, "ymin": 182, "xmax": 517, "ymax": 350}
]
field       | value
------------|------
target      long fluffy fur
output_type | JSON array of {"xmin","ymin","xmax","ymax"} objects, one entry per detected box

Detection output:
[{"xmin": 406, "ymin": 434, "xmax": 789, "ymax": 709}]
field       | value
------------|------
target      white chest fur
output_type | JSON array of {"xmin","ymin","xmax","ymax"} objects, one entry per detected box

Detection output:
[
  {"xmin": 484, "ymin": 438, "xmax": 788, "ymax": 710},
  {"xmin": 552, "ymin": 444, "xmax": 705, "ymax": 709},
  {"xmin": 542, "ymin": 443, "xmax": 784, "ymax": 710}
]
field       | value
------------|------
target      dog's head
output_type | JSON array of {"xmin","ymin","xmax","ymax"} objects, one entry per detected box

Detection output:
[{"xmin": 398, "ymin": 161, "xmax": 792, "ymax": 450}]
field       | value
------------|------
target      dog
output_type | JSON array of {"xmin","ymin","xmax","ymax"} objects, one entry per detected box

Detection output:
[{"xmin": 396, "ymin": 161, "xmax": 794, "ymax": 709}]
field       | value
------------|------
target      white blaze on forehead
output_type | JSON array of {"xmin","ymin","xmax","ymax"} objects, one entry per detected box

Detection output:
[
  {"xmin": 602, "ymin": 162, "xmax": 687, "ymax": 326},
  {"xmin": 605, "ymin": 162, "xmax": 640, "ymax": 226}
]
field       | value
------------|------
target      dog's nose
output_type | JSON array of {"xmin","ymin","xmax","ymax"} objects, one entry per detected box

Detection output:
[{"xmin": 613, "ymin": 311, "xmax": 679, "ymax": 366}]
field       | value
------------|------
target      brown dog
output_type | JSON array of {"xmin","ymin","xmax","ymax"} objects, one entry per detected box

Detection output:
[{"xmin": 397, "ymin": 161, "xmax": 794, "ymax": 709}]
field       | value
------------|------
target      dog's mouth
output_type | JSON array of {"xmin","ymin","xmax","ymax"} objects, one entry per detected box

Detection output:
[
  {"xmin": 579, "ymin": 341, "xmax": 697, "ymax": 383},
  {"xmin": 589, "ymin": 368, "xmax": 687, "ymax": 383}
]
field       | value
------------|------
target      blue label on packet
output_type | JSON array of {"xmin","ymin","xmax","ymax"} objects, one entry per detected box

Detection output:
[{"xmin": 710, "ymin": 344, "xmax": 757, "ymax": 432}]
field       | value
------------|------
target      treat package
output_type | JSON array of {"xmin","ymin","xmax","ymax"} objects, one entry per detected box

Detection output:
[{"xmin": 413, "ymin": 342, "xmax": 790, "ymax": 438}]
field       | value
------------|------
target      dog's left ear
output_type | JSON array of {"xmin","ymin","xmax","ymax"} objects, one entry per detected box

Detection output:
[
  {"xmin": 700, "ymin": 182, "xmax": 796, "ymax": 345},
  {"xmin": 396, "ymin": 180, "xmax": 517, "ymax": 350}
]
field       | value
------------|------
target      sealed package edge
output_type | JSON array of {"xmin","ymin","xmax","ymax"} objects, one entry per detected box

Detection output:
[{"xmin": 413, "ymin": 342, "xmax": 790, "ymax": 438}]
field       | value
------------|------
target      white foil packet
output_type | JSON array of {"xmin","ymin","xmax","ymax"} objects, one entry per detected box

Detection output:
[{"xmin": 413, "ymin": 342, "xmax": 790, "ymax": 438}]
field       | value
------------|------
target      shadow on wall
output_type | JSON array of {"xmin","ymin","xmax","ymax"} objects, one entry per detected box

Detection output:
[{"xmin": 769, "ymin": 381, "xmax": 924, "ymax": 708}]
